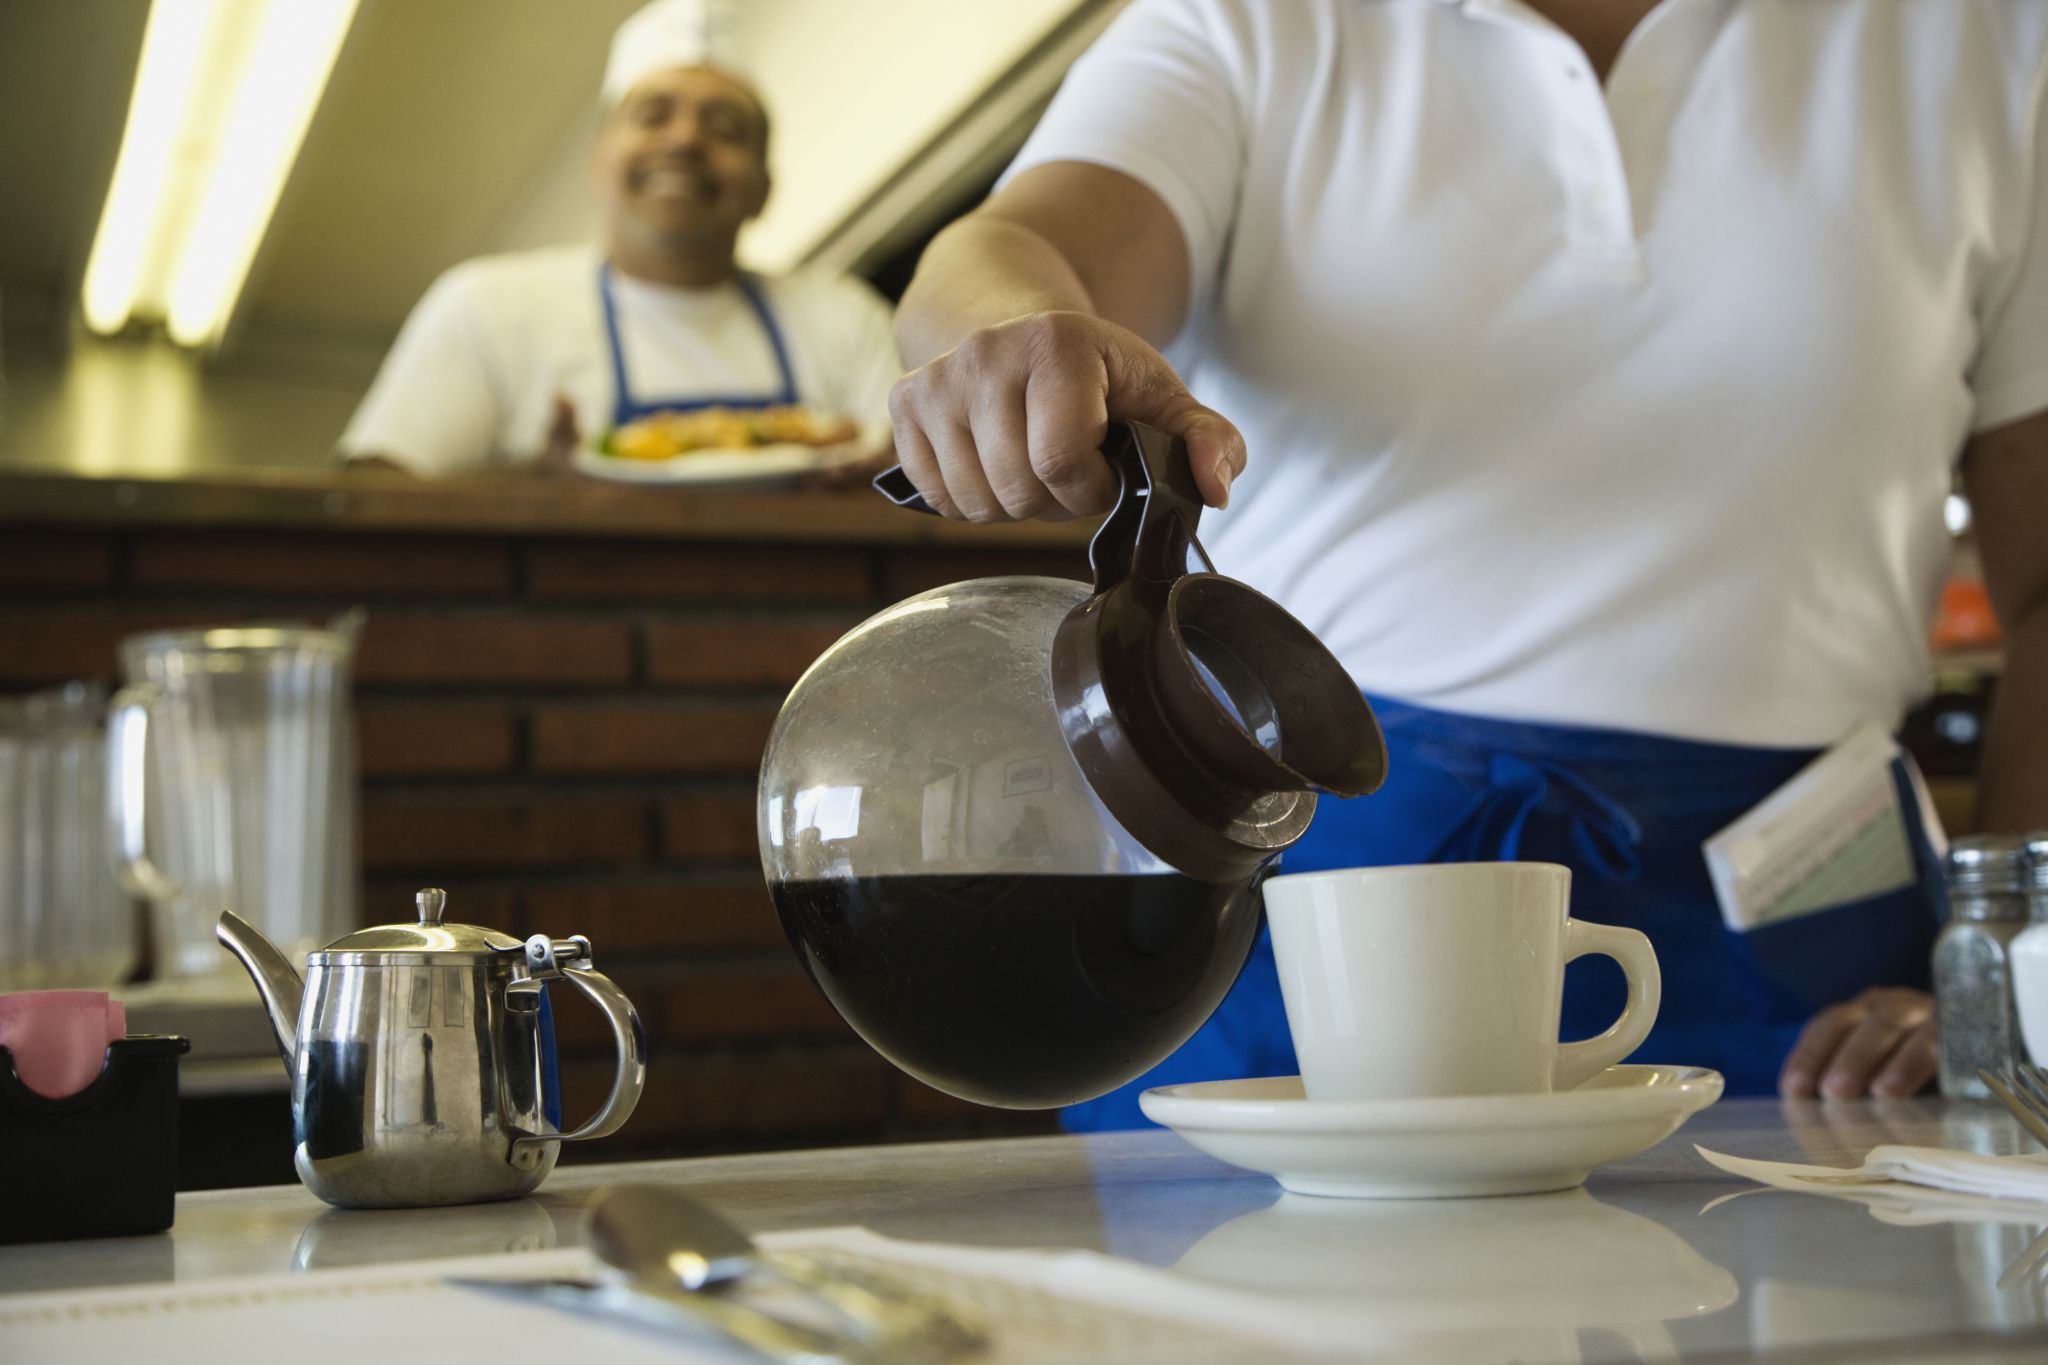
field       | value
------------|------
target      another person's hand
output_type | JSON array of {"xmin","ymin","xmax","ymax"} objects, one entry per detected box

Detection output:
[
  {"xmin": 1778, "ymin": 986, "xmax": 1937, "ymax": 1099},
  {"xmin": 887, "ymin": 310, "xmax": 1246, "ymax": 522}
]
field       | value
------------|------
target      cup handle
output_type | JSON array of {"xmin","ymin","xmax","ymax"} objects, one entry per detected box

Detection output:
[
  {"xmin": 106, "ymin": 684, "xmax": 180, "ymax": 902},
  {"xmin": 1553, "ymin": 918, "xmax": 1662, "ymax": 1092},
  {"xmin": 526, "ymin": 964, "xmax": 648, "ymax": 1147}
]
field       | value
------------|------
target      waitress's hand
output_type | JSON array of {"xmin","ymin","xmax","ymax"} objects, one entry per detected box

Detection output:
[
  {"xmin": 1778, "ymin": 987, "xmax": 1938, "ymax": 1099},
  {"xmin": 887, "ymin": 310, "xmax": 1246, "ymax": 522}
]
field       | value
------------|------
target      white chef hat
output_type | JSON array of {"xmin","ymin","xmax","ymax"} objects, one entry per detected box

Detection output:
[{"xmin": 602, "ymin": 0, "xmax": 751, "ymax": 105}]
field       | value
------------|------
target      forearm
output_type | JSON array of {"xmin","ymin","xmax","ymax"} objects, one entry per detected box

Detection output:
[
  {"xmin": 885, "ymin": 164, "xmax": 1234, "ymax": 519},
  {"xmin": 1974, "ymin": 607, "xmax": 2048, "ymax": 831},
  {"xmin": 1958, "ymin": 409, "xmax": 2048, "ymax": 831},
  {"xmin": 895, "ymin": 216, "xmax": 1096, "ymax": 368}
]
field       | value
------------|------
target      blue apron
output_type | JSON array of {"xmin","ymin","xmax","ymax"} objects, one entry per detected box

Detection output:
[
  {"xmin": 1062, "ymin": 695, "xmax": 1941, "ymax": 1130},
  {"xmin": 599, "ymin": 264, "xmax": 798, "ymax": 425}
]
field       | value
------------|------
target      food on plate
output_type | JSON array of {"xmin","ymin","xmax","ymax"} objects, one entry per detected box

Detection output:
[{"xmin": 600, "ymin": 405, "xmax": 860, "ymax": 461}]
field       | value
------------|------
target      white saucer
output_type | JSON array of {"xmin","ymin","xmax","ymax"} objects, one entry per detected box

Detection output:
[{"xmin": 1139, "ymin": 1064, "xmax": 1723, "ymax": 1199}]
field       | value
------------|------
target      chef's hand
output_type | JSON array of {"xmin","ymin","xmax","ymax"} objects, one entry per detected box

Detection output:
[
  {"xmin": 887, "ymin": 310, "xmax": 1246, "ymax": 522},
  {"xmin": 1778, "ymin": 986, "xmax": 1938, "ymax": 1099},
  {"xmin": 536, "ymin": 395, "xmax": 581, "ymax": 479}
]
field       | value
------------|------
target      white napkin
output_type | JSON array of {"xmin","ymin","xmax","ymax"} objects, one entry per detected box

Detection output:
[{"xmin": 1697, "ymin": 1144, "xmax": 2048, "ymax": 1224}]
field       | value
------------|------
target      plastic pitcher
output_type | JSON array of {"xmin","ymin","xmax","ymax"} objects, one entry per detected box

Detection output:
[
  {"xmin": 108, "ymin": 625, "xmax": 359, "ymax": 978},
  {"xmin": 0, "ymin": 683, "xmax": 136, "ymax": 989}
]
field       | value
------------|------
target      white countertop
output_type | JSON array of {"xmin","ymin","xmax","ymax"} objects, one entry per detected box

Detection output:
[{"xmin": 5, "ymin": 1097, "xmax": 2048, "ymax": 1362}]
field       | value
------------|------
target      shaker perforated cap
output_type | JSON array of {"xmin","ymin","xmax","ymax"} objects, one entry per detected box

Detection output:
[
  {"xmin": 2025, "ymin": 832, "xmax": 2048, "ymax": 890},
  {"xmin": 1945, "ymin": 835, "xmax": 2027, "ymax": 898}
]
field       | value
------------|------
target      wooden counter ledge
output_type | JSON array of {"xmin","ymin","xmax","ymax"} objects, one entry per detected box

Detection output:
[{"xmin": 0, "ymin": 467, "xmax": 1097, "ymax": 548}]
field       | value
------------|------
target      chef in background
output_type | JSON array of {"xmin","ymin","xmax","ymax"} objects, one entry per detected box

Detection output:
[{"xmin": 339, "ymin": 0, "xmax": 899, "ymax": 475}]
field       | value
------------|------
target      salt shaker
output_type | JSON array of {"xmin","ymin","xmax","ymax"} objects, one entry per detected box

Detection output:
[
  {"xmin": 1933, "ymin": 835, "xmax": 2029, "ymax": 1098},
  {"xmin": 2008, "ymin": 832, "xmax": 2048, "ymax": 1068}
]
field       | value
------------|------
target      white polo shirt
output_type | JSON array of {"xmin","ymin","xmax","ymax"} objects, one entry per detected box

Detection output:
[
  {"xmin": 1010, "ymin": 0, "xmax": 2048, "ymax": 747},
  {"xmin": 337, "ymin": 245, "xmax": 901, "ymax": 475}
]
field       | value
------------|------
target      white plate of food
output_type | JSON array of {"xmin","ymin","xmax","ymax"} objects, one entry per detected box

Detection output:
[{"xmin": 575, "ymin": 405, "xmax": 875, "ymax": 488}]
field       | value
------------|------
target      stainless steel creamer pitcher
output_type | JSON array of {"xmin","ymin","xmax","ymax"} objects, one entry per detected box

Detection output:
[{"xmin": 217, "ymin": 888, "xmax": 646, "ymax": 1208}]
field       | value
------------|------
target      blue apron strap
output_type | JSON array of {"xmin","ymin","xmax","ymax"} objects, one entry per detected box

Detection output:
[
  {"xmin": 598, "ymin": 263, "xmax": 638, "ymax": 430},
  {"xmin": 1426, "ymin": 751, "xmax": 1645, "ymax": 882},
  {"xmin": 735, "ymin": 274, "xmax": 800, "ymax": 407},
  {"xmin": 600, "ymin": 265, "xmax": 800, "ymax": 424}
]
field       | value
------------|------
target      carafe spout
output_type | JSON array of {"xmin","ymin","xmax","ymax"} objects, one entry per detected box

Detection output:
[{"xmin": 215, "ymin": 911, "xmax": 305, "ymax": 1069}]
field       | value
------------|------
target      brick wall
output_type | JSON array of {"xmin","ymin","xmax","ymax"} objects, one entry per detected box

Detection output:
[{"xmin": 0, "ymin": 522, "xmax": 1091, "ymax": 1158}]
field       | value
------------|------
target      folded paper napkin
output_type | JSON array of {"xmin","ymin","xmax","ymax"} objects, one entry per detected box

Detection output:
[
  {"xmin": 1698, "ymin": 1143, "xmax": 2048, "ymax": 1213},
  {"xmin": 0, "ymin": 990, "xmax": 127, "ymax": 1099}
]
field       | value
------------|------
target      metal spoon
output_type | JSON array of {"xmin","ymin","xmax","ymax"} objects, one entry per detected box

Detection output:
[
  {"xmin": 588, "ymin": 1182, "xmax": 760, "ymax": 1293},
  {"xmin": 584, "ymin": 1184, "xmax": 982, "ymax": 1361}
]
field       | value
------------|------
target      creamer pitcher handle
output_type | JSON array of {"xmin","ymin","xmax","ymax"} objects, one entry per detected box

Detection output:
[
  {"xmin": 106, "ymin": 684, "xmax": 179, "ymax": 902},
  {"xmin": 516, "ymin": 957, "xmax": 647, "ymax": 1153}
]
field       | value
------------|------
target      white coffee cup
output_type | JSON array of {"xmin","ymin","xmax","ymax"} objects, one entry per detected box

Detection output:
[{"xmin": 1263, "ymin": 862, "xmax": 1661, "ymax": 1102}]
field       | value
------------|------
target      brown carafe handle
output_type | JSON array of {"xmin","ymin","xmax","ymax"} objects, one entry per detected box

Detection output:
[
  {"xmin": 871, "ymin": 422, "xmax": 1213, "ymax": 592},
  {"xmin": 870, "ymin": 463, "xmax": 930, "ymax": 509},
  {"xmin": 1086, "ymin": 422, "xmax": 1215, "ymax": 592}
]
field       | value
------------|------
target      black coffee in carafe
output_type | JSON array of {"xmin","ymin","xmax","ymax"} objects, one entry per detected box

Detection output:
[
  {"xmin": 773, "ymin": 872, "xmax": 1263, "ymax": 1109},
  {"xmin": 756, "ymin": 424, "xmax": 1385, "ymax": 1110}
]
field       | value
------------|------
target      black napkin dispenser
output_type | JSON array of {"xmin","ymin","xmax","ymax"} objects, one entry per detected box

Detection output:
[{"xmin": 0, "ymin": 1035, "xmax": 190, "ymax": 1245}]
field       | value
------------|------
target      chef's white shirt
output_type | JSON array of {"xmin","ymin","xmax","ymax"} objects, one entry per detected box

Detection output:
[
  {"xmin": 338, "ymin": 245, "xmax": 901, "ymax": 476},
  {"xmin": 1010, "ymin": 0, "xmax": 2048, "ymax": 747}
]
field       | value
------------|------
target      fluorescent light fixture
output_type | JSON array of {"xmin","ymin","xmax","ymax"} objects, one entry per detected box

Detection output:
[
  {"xmin": 80, "ymin": 0, "xmax": 218, "ymax": 335},
  {"xmin": 167, "ymin": 0, "xmax": 358, "ymax": 347},
  {"xmin": 80, "ymin": 0, "xmax": 359, "ymax": 347}
]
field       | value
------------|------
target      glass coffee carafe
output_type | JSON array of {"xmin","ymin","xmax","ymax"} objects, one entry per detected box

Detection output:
[{"xmin": 759, "ymin": 423, "xmax": 1386, "ymax": 1108}]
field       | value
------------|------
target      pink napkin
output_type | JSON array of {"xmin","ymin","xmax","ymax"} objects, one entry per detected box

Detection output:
[{"xmin": 0, "ymin": 991, "xmax": 128, "ymax": 1100}]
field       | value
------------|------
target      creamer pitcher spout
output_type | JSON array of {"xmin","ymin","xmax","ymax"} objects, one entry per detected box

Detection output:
[{"xmin": 215, "ymin": 910, "xmax": 305, "ymax": 1069}]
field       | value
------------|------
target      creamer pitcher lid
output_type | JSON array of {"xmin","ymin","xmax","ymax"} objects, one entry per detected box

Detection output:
[{"xmin": 310, "ymin": 887, "xmax": 522, "ymax": 963}]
